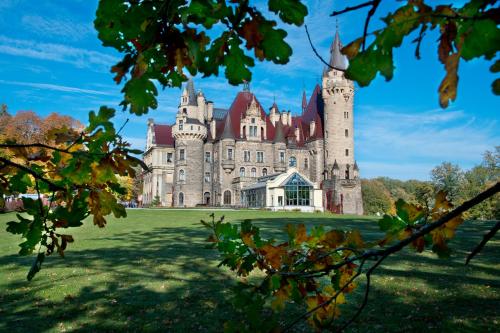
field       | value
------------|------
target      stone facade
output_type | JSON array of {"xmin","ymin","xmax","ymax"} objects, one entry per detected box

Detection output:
[{"xmin": 142, "ymin": 30, "xmax": 363, "ymax": 214}]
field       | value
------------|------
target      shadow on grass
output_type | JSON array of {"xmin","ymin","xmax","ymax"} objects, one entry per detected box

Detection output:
[{"xmin": 0, "ymin": 215, "xmax": 498, "ymax": 332}]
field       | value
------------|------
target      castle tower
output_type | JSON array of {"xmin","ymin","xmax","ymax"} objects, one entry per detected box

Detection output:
[
  {"xmin": 172, "ymin": 79, "xmax": 207, "ymax": 207},
  {"xmin": 321, "ymin": 30, "xmax": 363, "ymax": 214}
]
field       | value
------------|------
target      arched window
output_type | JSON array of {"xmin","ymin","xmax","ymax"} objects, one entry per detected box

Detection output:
[
  {"xmin": 240, "ymin": 167, "xmax": 246, "ymax": 177},
  {"xmin": 289, "ymin": 156, "xmax": 297, "ymax": 167},
  {"xmin": 345, "ymin": 129, "xmax": 348, "ymax": 137},
  {"xmin": 204, "ymin": 192, "xmax": 210, "ymax": 205},
  {"xmin": 178, "ymin": 192, "xmax": 184, "ymax": 206},
  {"xmin": 223, "ymin": 190, "xmax": 232, "ymax": 205},
  {"xmin": 345, "ymin": 165, "xmax": 350, "ymax": 180},
  {"xmin": 262, "ymin": 168, "xmax": 268, "ymax": 176},
  {"xmin": 251, "ymin": 168, "xmax": 256, "ymax": 177},
  {"xmin": 179, "ymin": 169, "xmax": 185, "ymax": 181}
]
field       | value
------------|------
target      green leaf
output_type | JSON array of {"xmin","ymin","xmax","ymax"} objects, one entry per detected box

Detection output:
[
  {"xmin": 224, "ymin": 37, "xmax": 254, "ymax": 85},
  {"xmin": 121, "ymin": 76, "xmax": 158, "ymax": 115},
  {"xmin": 268, "ymin": 0, "xmax": 308, "ymax": 26},
  {"xmin": 259, "ymin": 23, "xmax": 292, "ymax": 64},
  {"xmin": 10, "ymin": 171, "xmax": 32, "ymax": 193},
  {"xmin": 459, "ymin": 19, "xmax": 500, "ymax": 61},
  {"xmin": 379, "ymin": 214, "xmax": 406, "ymax": 234}
]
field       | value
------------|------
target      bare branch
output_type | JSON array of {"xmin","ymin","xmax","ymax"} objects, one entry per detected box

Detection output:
[
  {"xmin": 330, "ymin": 1, "xmax": 375, "ymax": 17},
  {"xmin": 362, "ymin": 0, "xmax": 381, "ymax": 50},
  {"xmin": 466, "ymin": 221, "xmax": 500, "ymax": 265},
  {"xmin": 304, "ymin": 25, "xmax": 345, "ymax": 71}
]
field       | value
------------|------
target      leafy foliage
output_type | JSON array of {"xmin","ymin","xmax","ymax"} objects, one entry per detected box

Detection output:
[
  {"xmin": 204, "ymin": 190, "xmax": 473, "ymax": 331},
  {"xmin": 1, "ymin": 107, "xmax": 143, "ymax": 280},
  {"xmin": 94, "ymin": 0, "xmax": 307, "ymax": 115},
  {"xmin": 340, "ymin": 0, "xmax": 500, "ymax": 107}
]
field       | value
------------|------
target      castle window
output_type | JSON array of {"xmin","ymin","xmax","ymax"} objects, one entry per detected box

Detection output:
[
  {"xmin": 179, "ymin": 169, "xmax": 185, "ymax": 181},
  {"xmin": 262, "ymin": 168, "xmax": 268, "ymax": 176},
  {"xmin": 240, "ymin": 167, "xmax": 246, "ymax": 177},
  {"xmin": 182, "ymin": 107, "xmax": 187, "ymax": 113},
  {"xmin": 244, "ymin": 150, "xmax": 251, "ymax": 162},
  {"xmin": 167, "ymin": 152, "xmax": 173, "ymax": 163},
  {"xmin": 205, "ymin": 152, "xmax": 211, "ymax": 162},
  {"xmin": 345, "ymin": 165, "xmax": 350, "ymax": 179},
  {"xmin": 284, "ymin": 173, "xmax": 312, "ymax": 206},
  {"xmin": 279, "ymin": 151, "xmax": 285, "ymax": 163},
  {"xmin": 179, "ymin": 120, "xmax": 183, "ymax": 130},
  {"xmin": 179, "ymin": 149, "xmax": 185, "ymax": 161},
  {"xmin": 179, "ymin": 192, "xmax": 184, "ymax": 206},
  {"xmin": 345, "ymin": 149, "xmax": 349, "ymax": 156},
  {"xmin": 251, "ymin": 118, "xmax": 255, "ymax": 124},
  {"xmin": 256, "ymin": 151, "xmax": 264, "ymax": 163},
  {"xmin": 204, "ymin": 172, "xmax": 211, "ymax": 183},
  {"xmin": 304, "ymin": 158, "xmax": 308, "ymax": 169},
  {"xmin": 289, "ymin": 156, "xmax": 297, "ymax": 167},
  {"xmin": 345, "ymin": 129, "xmax": 348, "ymax": 137},
  {"xmin": 190, "ymin": 125, "xmax": 193, "ymax": 130},
  {"xmin": 251, "ymin": 168, "xmax": 256, "ymax": 177},
  {"xmin": 227, "ymin": 148, "xmax": 233, "ymax": 160},
  {"xmin": 223, "ymin": 190, "xmax": 232, "ymax": 205},
  {"xmin": 326, "ymin": 130, "xmax": 328, "ymax": 138}
]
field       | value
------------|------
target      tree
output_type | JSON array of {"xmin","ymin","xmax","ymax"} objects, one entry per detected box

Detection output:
[
  {"xmin": 1, "ymin": 0, "xmax": 499, "ymax": 331},
  {"xmin": 431, "ymin": 162, "xmax": 464, "ymax": 203},
  {"xmin": 361, "ymin": 179, "xmax": 393, "ymax": 215}
]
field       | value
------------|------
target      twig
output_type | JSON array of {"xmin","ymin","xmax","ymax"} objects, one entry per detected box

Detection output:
[
  {"xmin": 305, "ymin": 25, "xmax": 344, "ymax": 71},
  {"xmin": 117, "ymin": 118, "xmax": 130, "ymax": 135},
  {"xmin": 466, "ymin": 221, "xmax": 500, "ymax": 265},
  {"xmin": 331, "ymin": 1, "xmax": 375, "ymax": 17},
  {"xmin": 283, "ymin": 258, "xmax": 367, "ymax": 332},
  {"xmin": 0, "ymin": 156, "xmax": 66, "ymax": 191},
  {"xmin": 361, "ymin": 0, "xmax": 381, "ymax": 50}
]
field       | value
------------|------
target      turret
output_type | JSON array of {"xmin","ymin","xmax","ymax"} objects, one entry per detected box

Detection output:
[
  {"xmin": 273, "ymin": 120, "xmax": 286, "ymax": 173},
  {"xmin": 221, "ymin": 113, "xmax": 236, "ymax": 173},
  {"xmin": 322, "ymin": 29, "xmax": 355, "ymax": 172}
]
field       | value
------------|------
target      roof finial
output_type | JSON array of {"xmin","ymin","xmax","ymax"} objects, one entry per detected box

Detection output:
[
  {"xmin": 243, "ymin": 80, "xmax": 250, "ymax": 92},
  {"xmin": 336, "ymin": 18, "xmax": 339, "ymax": 32}
]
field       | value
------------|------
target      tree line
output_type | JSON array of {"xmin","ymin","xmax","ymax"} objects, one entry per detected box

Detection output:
[{"xmin": 362, "ymin": 147, "xmax": 500, "ymax": 220}]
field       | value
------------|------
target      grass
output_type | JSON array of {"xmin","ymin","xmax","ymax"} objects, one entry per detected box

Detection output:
[{"xmin": 0, "ymin": 209, "xmax": 498, "ymax": 332}]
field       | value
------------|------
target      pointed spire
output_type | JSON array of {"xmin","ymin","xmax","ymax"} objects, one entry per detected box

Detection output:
[
  {"xmin": 301, "ymin": 90, "xmax": 307, "ymax": 114},
  {"xmin": 353, "ymin": 161, "xmax": 359, "ymax": 170},
  {"xmin": 329, "ymin": 30, "xmax": 348, "ymax": 70},
  {"xmin": 186, "ymin": 78, "xmax": 197, "ymax": 106},
  {"xmin": 221, "ymin": 114, "xmax": 235, "ymax": 140},
  {"xmin": 273, "ymin": 120, "xmax": 286, "ymax": 143},
  {"xmin": 333, "ymin": 159, "xmax": 339, "ymax": 170}
]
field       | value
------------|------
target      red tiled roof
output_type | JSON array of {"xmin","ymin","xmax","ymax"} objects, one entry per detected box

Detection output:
[{"xmin": 153, "ymin": 124, "xmax": 174, "ymax": 146}]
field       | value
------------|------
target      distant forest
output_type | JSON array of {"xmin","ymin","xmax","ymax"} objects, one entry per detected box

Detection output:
[{"xmin": 361, "ymin": 147, "xmax": 499, "ymax": 220}]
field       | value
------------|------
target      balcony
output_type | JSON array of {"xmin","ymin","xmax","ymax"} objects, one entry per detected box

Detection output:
[
  {"xmin": 273, "ymin": 161, "xmax": 286, "ymax": 173},
  {"xmin": 221, "ymin": 159, "xmax": 235, "ymax": 171}
]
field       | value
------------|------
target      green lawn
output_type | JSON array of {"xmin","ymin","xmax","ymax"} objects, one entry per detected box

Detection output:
[{"xmin": 0, "ymin": 209, "xmax": 498, "ymax": 332}]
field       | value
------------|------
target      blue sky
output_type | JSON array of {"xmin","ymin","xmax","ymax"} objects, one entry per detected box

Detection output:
[{"xmin": 0, "ymin": 0, "xmax": 498, "ymax": 180}]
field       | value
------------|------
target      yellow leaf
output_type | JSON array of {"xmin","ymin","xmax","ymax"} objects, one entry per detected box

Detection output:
[{"xmin": 241, "ymin": 232, "xmax": 255, "ymax": 248}]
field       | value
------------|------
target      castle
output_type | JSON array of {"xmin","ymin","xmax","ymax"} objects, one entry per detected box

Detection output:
[{"xmin": 142, "ymin": 30, "xmax": 363, "ymax": 214}]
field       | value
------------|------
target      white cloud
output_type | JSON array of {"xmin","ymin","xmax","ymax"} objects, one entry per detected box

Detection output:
[
  {"xmin": 355, "ymin": 106, "xmax": 499, "ymax": 179},
  {"xmin": 0, "ymin": 79, "xmax": 115, "ymax": 96},
  {"xmin": 0, "ymin": 35, "xmax": 119, "ymax": 71},
  {"xmin": 21, "ymin": 15, "xmax": 93, "ymax": 41}
]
